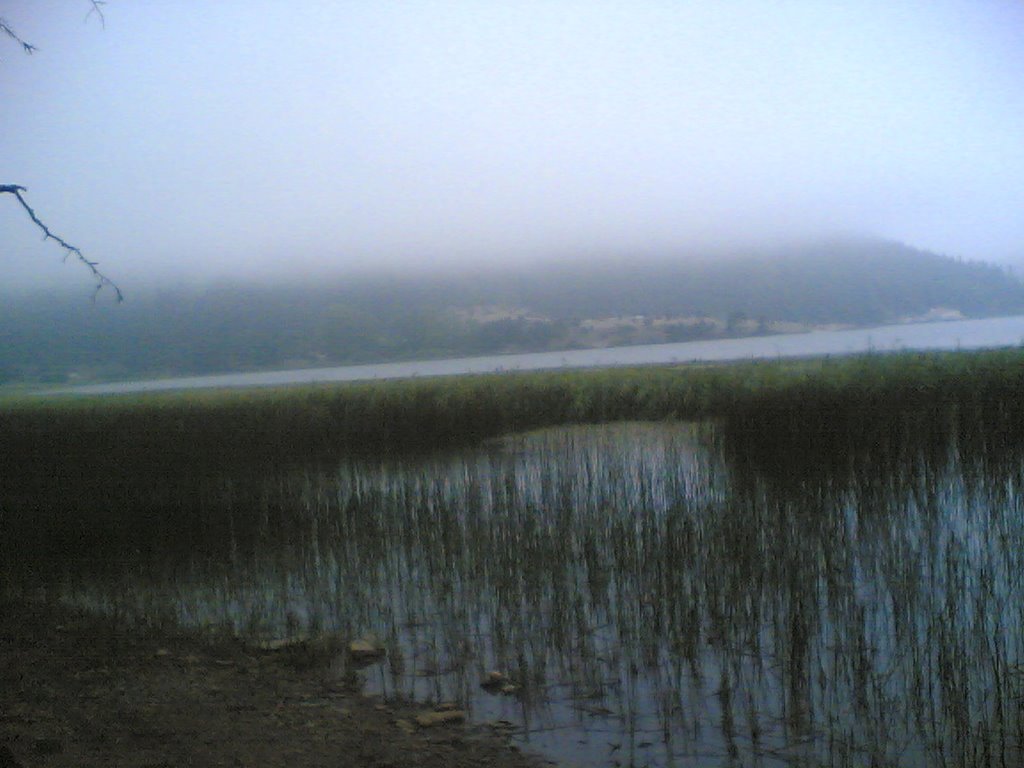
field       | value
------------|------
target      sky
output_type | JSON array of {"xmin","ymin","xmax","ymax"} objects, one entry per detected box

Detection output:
[{"xmin": 3, "ymin": 0, "xmax": 1024, "ymax": 293}]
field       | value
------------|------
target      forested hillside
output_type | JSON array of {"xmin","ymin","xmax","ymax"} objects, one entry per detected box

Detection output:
[{"xmin": 3, "ymin": 239, "xmax": 1021, "ymax": 384}]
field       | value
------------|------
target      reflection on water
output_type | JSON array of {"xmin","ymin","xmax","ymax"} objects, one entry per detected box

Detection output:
[{"xmin": 38, "ymin": 421, "xmax": 1024, "ymax": 766}]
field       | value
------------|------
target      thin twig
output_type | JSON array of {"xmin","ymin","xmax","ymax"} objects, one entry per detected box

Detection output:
[
  {"xmin": 2, "ymin": 2, "xmax": 106, "ymax": 55},
  {"xmin": 1, "ymin": 184, "xmax": 124, "ymax": 302},
  {"xmin": 85, "ymin": 1, "xmax": 107, "ymax": 29},
  {"xmin": 0, "ymin": 18, "xmax": 37, "ymax": 54}
]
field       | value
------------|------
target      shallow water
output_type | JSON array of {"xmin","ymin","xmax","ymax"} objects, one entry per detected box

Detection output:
[{"xmin": 22, "ymin": 420, "xmax": 1024, "ymax": 767}]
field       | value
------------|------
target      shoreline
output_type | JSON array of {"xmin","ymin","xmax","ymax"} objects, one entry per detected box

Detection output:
[
  {"xmin": 27, "ymin": 312, "xmax": 1024, "ymax": 397},
  {"xmin": 0, "ymin": 598, "xmax": 552, "ymax": 768}
]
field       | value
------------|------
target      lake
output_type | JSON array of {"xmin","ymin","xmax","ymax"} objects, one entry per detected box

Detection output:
[
  {"xmin": 16, "ymin": 415, "xmax": 1024, "ymax": 767},
  {"xmin": 51, "ymin": 314, "xmax": 1024, "ymax": 395}
]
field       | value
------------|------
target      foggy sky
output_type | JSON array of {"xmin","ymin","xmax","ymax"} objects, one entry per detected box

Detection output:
[{"xmin": 3, "ymin": 1, "xmax": 1024, "ymax": 293}]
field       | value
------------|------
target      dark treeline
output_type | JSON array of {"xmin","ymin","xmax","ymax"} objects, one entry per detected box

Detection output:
[
  {"xmin": 2, "ymin": 238, "xmax": 1022, "ymax": 385},
  {"xmin": 5, "ymin": 347, "xmax": 1024, "ymax": 568},
  {"xmin": 509, "ymin": 238, "xmax": 1024, "ymax": 321}
]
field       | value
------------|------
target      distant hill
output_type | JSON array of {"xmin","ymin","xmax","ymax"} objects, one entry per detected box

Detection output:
[
  {"xmin": 494, "ymin": 239, "xmax": 1024, "ymax": 323},
  {"xmin": 2, "ymin": 238, "xmax": 1023, "ymax": 385}
]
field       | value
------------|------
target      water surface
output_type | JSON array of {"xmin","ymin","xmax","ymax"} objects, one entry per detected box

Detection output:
[
  {"xmin": 23, "ymin": 419, "xmax": 1024, "ymax": 767},
  {"xmin": 50, "ymin": 314, "xmax": 1024, "ymax": 395}
]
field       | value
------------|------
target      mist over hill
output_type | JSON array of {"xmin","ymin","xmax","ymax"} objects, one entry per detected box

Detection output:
[{"xmin": 3, "ymin": 239, "xmax": 1022, "ymax": 385}]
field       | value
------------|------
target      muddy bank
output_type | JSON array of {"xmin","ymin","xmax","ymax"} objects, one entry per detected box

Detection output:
[{"xmin": 0, "ymin": 600, "xmax": 553, "ymax": 768}]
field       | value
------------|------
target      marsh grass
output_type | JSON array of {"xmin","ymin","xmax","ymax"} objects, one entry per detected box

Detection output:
[
  {"xmin": 5, "ymin": 345, "xmax": 1024, "ymax": 458},
  {"xmin": 4, "ymin": 347, "xmax": 1024, "ymax": 568}
]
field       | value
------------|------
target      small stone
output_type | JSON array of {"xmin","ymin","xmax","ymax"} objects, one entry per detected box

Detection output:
[
  {"xmin": 415, "ymin": 710, "xmax": 466, "ymax": 728},
  {"xmin": 154, "ymin": 648, "xmax": 171, "ymax": 658},
  {"xmin": 499, "ymin": 683, "xmax": 520, "ymax": 695},
  {"xmin": 434, "ymin": 701, "xmax": 460, "ymax": 712},
  {"xmin": 349, "ymin": 638, "xmax": 385, "ymax": 661},
  {"xmin": 253, "ymin": 635, "xmax": 309, "ymax": 652},
  {"xmin": 481, "ymin": 670, "xmax": 508, "ymax": 691}
]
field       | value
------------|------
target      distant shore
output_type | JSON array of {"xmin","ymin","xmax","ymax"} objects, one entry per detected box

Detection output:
[{"xmin": 28, "ymin": 312, "xmax": 1024, "ymax": 397}]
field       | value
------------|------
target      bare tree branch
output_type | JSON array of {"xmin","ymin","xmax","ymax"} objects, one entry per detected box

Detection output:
[
  {"xmin": 3, "ymin": 1, "xmax": 106, "ymax": 54},
  {"xmin": 3, "ymin": 4, "xmax": 122, "ymax": 300},
  {"xmin": 0, "ymin": 18, "xmax": 37, "ymax": 54},
  {"xmin": 1, "ymin": 185, "xmax": 124, "ymax": 302},
  {"xmin": 85, "ymin": 1, "xmax": 106, "ymax": 29}
]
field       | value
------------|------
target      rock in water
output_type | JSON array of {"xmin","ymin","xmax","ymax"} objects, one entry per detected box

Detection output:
[
  {"xmin": 348, "ymin": 637, "xmax": 385, "ymax": 661},
  {"xmin": 252, "ymin": 635, "xmax": 310, "ymax": 652},
  {"xmin": 480, "ymin": 670, "xmax": 508, "ymax": 691},
  {"xmin": 415, "ymin": 710, "xmax": 466, "ymax": 728}
]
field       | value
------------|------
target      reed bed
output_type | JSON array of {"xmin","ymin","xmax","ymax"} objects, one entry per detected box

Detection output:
[
  {"xmin": 4, "ymin": 346, "xmax": 1024, "ymax": 460},
  {"xmin": 4, "ymin": 347, "xmax": 1024, "ymax": 568}
]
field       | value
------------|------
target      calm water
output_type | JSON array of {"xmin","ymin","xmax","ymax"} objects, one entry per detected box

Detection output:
[
  {"xmin": 30, "ymin": 419, "xmax": 1024, "ymax": 767},
  {"xmin": 50, "ymin": 314, "xmax": 1024, "ymax": 395}
]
